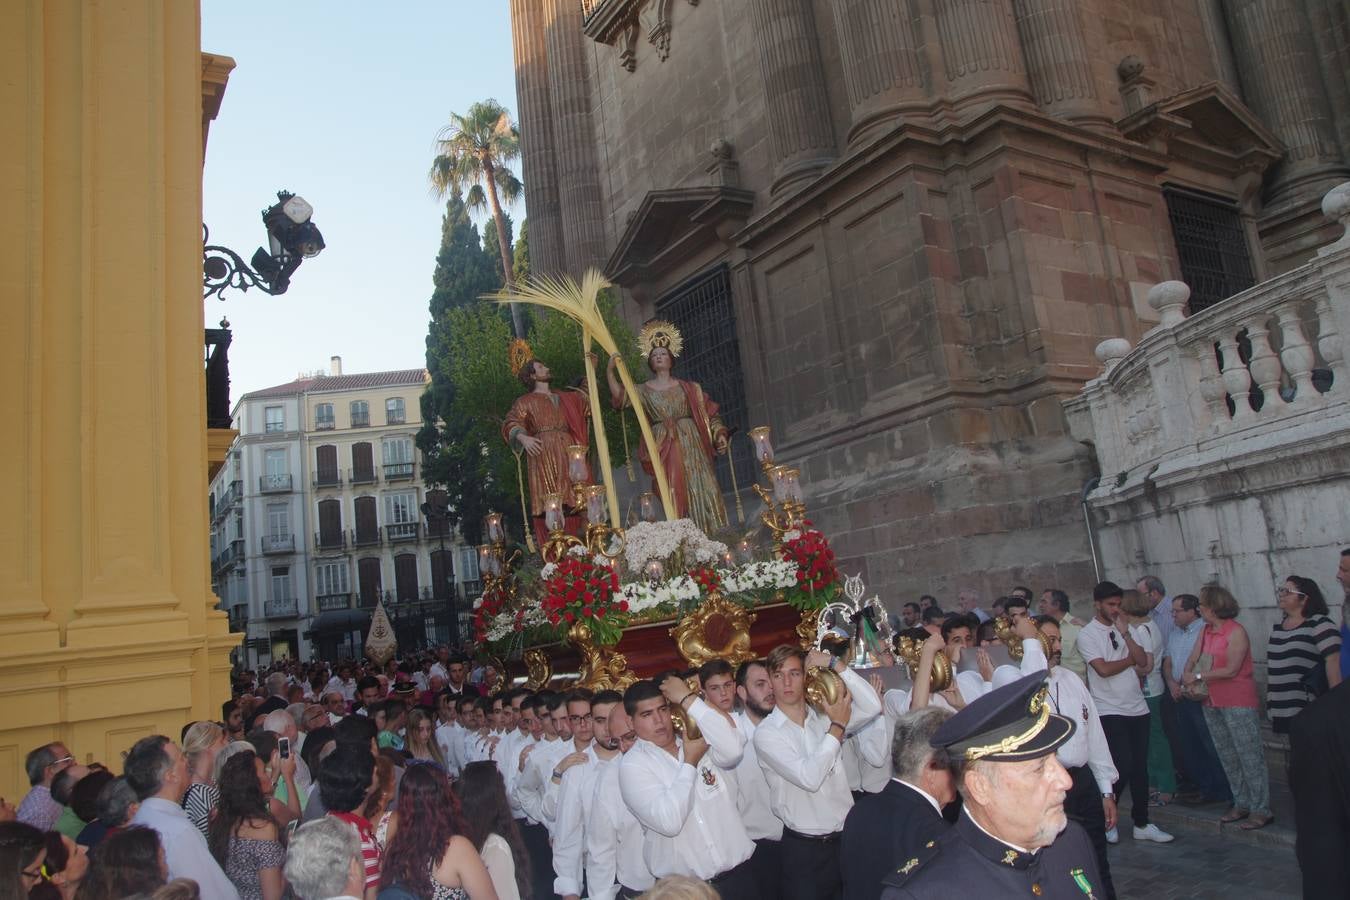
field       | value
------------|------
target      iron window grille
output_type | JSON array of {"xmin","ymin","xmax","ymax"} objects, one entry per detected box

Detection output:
[{"xmin": 1163, "ymin": 187, "xmax": 1256, "ymax": 315}]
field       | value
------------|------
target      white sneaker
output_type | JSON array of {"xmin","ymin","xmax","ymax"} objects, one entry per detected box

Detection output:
[
  {"xmin": 1105, "ymin": 826, "xmax": 1119, "ymax": 844},
  {"xmin": 1133, "ymin": 824, "xmax": 1174, "ymax": 843}
]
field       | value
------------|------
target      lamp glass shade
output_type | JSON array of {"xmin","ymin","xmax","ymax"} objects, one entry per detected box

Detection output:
[
  {"xmin": 485, "ymin": 512, "xmax": 505, "ymax": 543},
  {"xmin": 542, "ymin": 493, "xmax": 565, "ymax": 531},
  {"xmin": 749, "ymin": 426, "xmax": 774, "ymax": 462},
  {"xmin": 769, "ymin": 465, "xmax": 790, "ymax": 501},
  {"xmin": 566, "ymin": 445, "xmax": 589, "ymax": 484},
  {"xmin": 639, "ymin": 492, "xmax": 658, "ymax": 523},
  {"xmin": 644, "ymin": 559, "xmax": 665, "ymax": 583},
  {"xmin": 585, "ymin": 485, "xmax": 607, "ymax": 524}
]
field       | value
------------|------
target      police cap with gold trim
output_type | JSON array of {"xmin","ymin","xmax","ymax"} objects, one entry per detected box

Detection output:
[{"xmin": 930, "ymin": 670, "xmax": 1075, "ymax": 762}]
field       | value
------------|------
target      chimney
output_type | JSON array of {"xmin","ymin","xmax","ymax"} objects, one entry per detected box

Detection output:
[{"xmin": 330, "ymin": 355, "xmax": 343, "ymax": 376}]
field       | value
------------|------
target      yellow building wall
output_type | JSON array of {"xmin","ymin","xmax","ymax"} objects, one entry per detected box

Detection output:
[{"xmin": 0, "ymin": 0, "xmax": 238, "ymax": 800}]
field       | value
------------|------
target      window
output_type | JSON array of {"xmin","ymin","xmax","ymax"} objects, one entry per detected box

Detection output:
[
  {"xmin": 271, "ymin": 566, "xmax": 293, "ymax": 602},
  {"xmin": 315, "ymin": 445, "xmax": 340, "ymax": 486},
  {"xmin": 386, "ymin": 492, "xmax": 417, "ymax": 524},
  {"xmin": 430, "ymin": 549, "xmax": 453, "ymax": 598},
  {"xmin": 351, "ymin": 442, "xmax": 375, "ymax": 483},
  {"xmin": 266, "ymin": 504, "xmax": 289, "ymax": 537},
  {"xmin": 354, "ymin": 496, "xmax": 380, "ymax": 545},
  {"xmin": 264, "ymin": 406, "xmax": 284, "ymax": 433},
  {"xmin": 261, "ymin": 449, "xmax": 291, "ymax": 492},
  {"xmin": 1164, "ymin": 187, "xmax": 1256, "ymax": 314},
  {"xmin": 383, "ymin": 437, "xmax": 414, "ymax": 479},
  {"xmin": 350, "ymin": 400, "xmax": 370, "ymax": 427},
  {"xmin": 394, "ymin": 553, "xmax": 419, "ymax": 601},
  {"xmin": 317, "ymin": 498, "xmax": 343, "ymax": 549},
  {"xmin": 315, "ymin": 560, "xmax": 350, "ymax": 596},
  {"xmin": 385, "ymin": 397, "xmax": 406, "ymax": 425},
  {"xmin": 358, "ymin": 557, "xmax": 382, "ymax": 607},
  {"xmin": 315, "ymin": 403, "xmax": 335, "ymax": 430}
]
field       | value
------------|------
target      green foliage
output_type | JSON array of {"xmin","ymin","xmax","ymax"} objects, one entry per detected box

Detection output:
[
  {"xmin": 481, "ymin": 213, "xmax": 514, "ymax": 288},
  {"xmin": 429, "ymin": 190, "xmax": 497, "ymax": 319},
  {"xmin": 512, "ymin": 219, "xmax": 530, "ymax": 285}
]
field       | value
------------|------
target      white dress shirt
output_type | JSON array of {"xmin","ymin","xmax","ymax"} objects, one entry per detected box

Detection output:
[
  {"xmin": 514, "ymin": 737, "xmax": 571, "ymax": 827},
  {"xmin": 325, "ymin": 676, "xmax": 357, "ymax": 702},
  {"xmin": 685, "ymin": 697, "xmax": 747, "ymax": 769},
  {"xmin": 730, "ymin": 711, "xmax": 781, "ymax": 841},
  {"xmin": 618, "ymin": 737, "xmax": 754, "ymax": 881},
  {"xmin": 843, "ymin": 711, "xmax": 892, "ymax": 793},
  {"xmin": 132, "ymin": 797, "xmax": 241, "ymax": 899},
  {"xmin": 540, "ymin": 739, "xmax": 593, "ymax": 824},
  {"xmin": 752, "ymin": 667, "xmax": 881, "ymax": 835},
  {"xmin": 1021, "ymin": 643, "xmax": 1119, "ymax": 793},
  {"xmin": 435, "ymin": 721, "xmax": 463, "ymax": 775},
  {"xmin": 587, "ymin": 753, "xmax": 655, "ymax": 900},
  {"xmin": 498, "ymin": 730, "xmax": 535, "ymax": 820},
  {"xmin": 551, "ymin": 747, "xmax": 611, "ymax": 896}
]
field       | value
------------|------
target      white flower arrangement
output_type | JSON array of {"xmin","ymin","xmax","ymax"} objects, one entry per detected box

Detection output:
[
  {"xmin": 483, "ymin": 602, "xmax": 550, "ymax": 643},
  {"xmin": 621, "ymin": 519, "xmax": 729, "ymax": 575},
  {"xmin": 717, "ymin": 560, "xmax": 797, "ymax": 593}
]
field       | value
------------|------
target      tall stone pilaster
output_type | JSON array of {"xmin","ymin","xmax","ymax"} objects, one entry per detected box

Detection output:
[
  {"xmin": 510, "ymin": 0, "xmax": 566, "ymax": 277},
  {"xmin": 1225, "ymin": 0, "xmax": 1350, "ymax": 207},
  {"xmin": 1011, "ymin": 0, "xmax": 1103, "ymax": 122},
  {"xmin": 1196, "ymin": 0, "xmax": 1243, "ymax": 96},
  {"xmin": 748, "ymin": 0, "xmax": 837, "ymax": 196},
  {"xmin": 544, "ymin": 0, "xmax": 608, "ymax": 275},
  {"xmin": 830, "ymin": 0, "xmax": 927, "ymax": 144},
  {"xmin": 933, "ymin": 0, "xmax": 1032, "ymax": 109}
]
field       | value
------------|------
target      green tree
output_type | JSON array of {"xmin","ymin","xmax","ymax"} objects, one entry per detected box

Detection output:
[
  {"xmin": 481, "ymin": 213, "xmax": 514, "ymax": 288},
  {"xmin": 512, "ymin": 219, "xmax": 531, "ymax": 285},
  {"xmin": 429, "ymin": 189, "xmax": 497, "ymax": 318},
  {"xmin": 429, "ymin": 99, "xmax": 525, "ymax": 336}
]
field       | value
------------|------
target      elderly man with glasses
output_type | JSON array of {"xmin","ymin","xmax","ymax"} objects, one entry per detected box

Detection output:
[{"xmin": 17, "ymin": 743, "xmax": 75, "ymax": 830}]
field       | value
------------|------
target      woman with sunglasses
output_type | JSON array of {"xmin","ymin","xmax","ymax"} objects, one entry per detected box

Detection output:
[
  {"xmin": 1181, "ymin": 585, "xmax": 1273, "ymax": 830},
  {"xmin": 1267, "ymin": 576, "xmax": 1342, "ymax": 735},
  {"xmin": 0, "ymin": 821, "xmax": 48, "ymax": 898}
]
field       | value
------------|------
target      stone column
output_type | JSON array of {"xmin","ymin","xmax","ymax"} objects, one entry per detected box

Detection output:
[
  {"xmin": 510, "ymin": 0, "xmax": 567, "ymax": 277},
  {"xmin": 544, "ymin": 0, "xmax": 608, "ymax": 275},
  {"xmin": 748, "ymin": 0, "xmax": 837, "ymax": 196},
  {"xmin": 830, "ymin": 0, "xmax": 927, "ymax": 144},
  {"xmin": 933, "ymin": 0, "xmax": 1032, "ymax": 109},
  {"xmin": 1011, "ymin": 0, "xmax": 1104, "ymax": 123},
  {"xmin": 1224, "ymin": 0, "xmax": 1350, "ymax": 206},
  {"xmin": 1196, "ymin": 0, "xmax": 1243, "ymax": 95}
]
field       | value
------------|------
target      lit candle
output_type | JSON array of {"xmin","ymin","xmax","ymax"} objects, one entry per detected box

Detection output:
[
  {"xmin": 720, "ymin": 550, "xmax": 735, "ymax": 568},
  {"xmin": 769, "ymin": 465, "xmax": 790, "ymax": 502},
  {"xmin": 585, "ymin": 484, "xmax": 607, "ymax": 524},
  {"xmin": 783, "ymin": 468, "xmax": 803, "ymax": 503},
  {"xmin": 477, "ymin": 545, "xmax": 496, "ymax": 578},
  {"xmin": 542, "ymin": 493, "xmax": 565, "ymax": 532},
  {"xmin": 644, "ymin": 559, "xmax": 665, "ymax": 583},
  {"xmin": 485, "ymin": 511, "xmax": 505, "ymax": 543},
  {"xmin": 737, "ymin": 539, "xmax": 752, "ymax": 562},
  {"xmin": 749, "ymin": 426, "xmax": 774, "ymax": 463},
  {"xmin": 639, "ymin": 492, "xmax": 658, "ymax": 522},
  {"xmin": 567, "ymin": 445, "xmax": 590, "ymax": 485}
]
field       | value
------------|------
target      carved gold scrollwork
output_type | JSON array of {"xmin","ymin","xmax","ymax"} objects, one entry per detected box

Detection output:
[
  {"xmin": 670, "ymin": 591, "xmax": 759, "ymax": 668},
  {"xmin": 796, "ymin": 606, "xmax": 822, "ymax": 651},
  {"xmin": 567, "ymin": 620, "xmax": 638, "ymax": 691},
  {"xmin": 523, "ymin": 647, "xmax": 553, "ymax": 690}
]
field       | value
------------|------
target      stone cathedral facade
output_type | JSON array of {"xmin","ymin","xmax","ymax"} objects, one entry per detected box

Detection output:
[{"xmin": 508, "ymin": 0, "xmax": 1350, "ymax": 602}]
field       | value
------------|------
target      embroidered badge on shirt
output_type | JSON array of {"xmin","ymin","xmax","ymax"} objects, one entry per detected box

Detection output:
[
  {"xmin": 700, "ymin": 766, "xmax": 717, "ymax": 786},
  {"xmin": 1081, "ymin": 704, "xmax": 1089, "ymax": 723},
  {"xmin": 1003, "ymin": 850, "xmax": 1019, "ymax": 866}
]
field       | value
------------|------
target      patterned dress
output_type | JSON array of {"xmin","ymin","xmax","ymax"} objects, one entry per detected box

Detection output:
[
  {"xmin": 637, "ymin": 381, "xmax": 728, "ymax": 534},
  {"xmin": 224, "ymin": 835, "xmax": 285, "ymax": 900}
]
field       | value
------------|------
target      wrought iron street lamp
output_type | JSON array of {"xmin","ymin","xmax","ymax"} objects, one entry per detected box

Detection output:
[{"xmin": 203, "ymin": 190, "xmax": 325, "ymax": 301}]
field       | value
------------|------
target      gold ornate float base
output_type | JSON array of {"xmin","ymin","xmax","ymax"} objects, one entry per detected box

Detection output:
[{"xmin": 568, "ymin": 620, "xmax": 639, "ymax": 691}]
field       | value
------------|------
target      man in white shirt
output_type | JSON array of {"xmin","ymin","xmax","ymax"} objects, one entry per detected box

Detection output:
[
  {"xmin": 125, "ymin": 734, "xmax": 241, "ymax": 899},
  {"xmin": 753, "ymin": 644, "xmax": 881, "ymax": 900},
  {"xmin": 1024, "ymin": 614, "xmax": 1121, "ymax": 900},
  {"xmin": 1075, "ymin": 581, "xmax": 1173, "ymax": 845},
  {"xmin": 516, "ymin": 694, "xmax": 573, "ymax": 898},
  {"xmin": 541, "ymin": 692, "xmax": 594, "ymax": 830},
  {"xmin": 586, "ymin": 703, "xmax": 655, "ymax": 900},
  {"xmin": 554, "ymin": 690, "xmax": 623, "ymax": 900},
  {"xmin": 957, "ymin": 588, "xmax": 991, "ymax": 623},
  {"xmin": 434, "ymin": 690, "xmax": 463, "ymax": 775},
  {"xmin": 619, "ymin": 680, "xmax": 757, "ymax": 897},
  {"xmin": 325, "ymin": 665, "xmax": 358, "ymax": 704},
  {"xmin": 733, "ymin": 659, "xmax": 783, "ymax": 897}
]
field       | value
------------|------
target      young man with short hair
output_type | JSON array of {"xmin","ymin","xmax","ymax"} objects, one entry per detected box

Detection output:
[
  {"xmin": 553, "ymin": 690, "xmax": 622, "ymax": 900},
  {"xmin": 586, "ymin": 702, "xmax": 654, "ymax": 900},
  {"xmin": 732, "ymin": 659, "xmax": 782, "ymax": 894}
]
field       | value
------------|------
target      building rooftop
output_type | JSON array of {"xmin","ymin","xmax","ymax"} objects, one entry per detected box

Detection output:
[{"xmin": 241, "ymin": 368, "xmax": 429, "ymax": 400}]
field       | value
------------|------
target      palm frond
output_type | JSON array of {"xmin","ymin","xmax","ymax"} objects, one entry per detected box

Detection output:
[{"xmin": 465, "ymin": 183, "xmax": 488, "ymax": 211}]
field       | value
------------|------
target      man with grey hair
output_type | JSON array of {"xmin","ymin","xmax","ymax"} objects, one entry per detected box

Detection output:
[
  {"xmin": 842, "ymin": 707, "xmax": 956, "ymax": 900},
  {"xmin": 264, "ymin": 708, "xmax": 314, "ymax": 799},
  {"xmin": 957, "ymin": 589, "xmax": 990, "ymax": 623},
  {"xmin": 17, "ymin": 742, "xmax": 74, "ymax": 830},
  {"xmin": 1135, "ymin": 575, "xmax": 1173, "ymax": 645},
  {"xmin": 285, "ymin": 816, "xmax": 367, "ymax": 900}
]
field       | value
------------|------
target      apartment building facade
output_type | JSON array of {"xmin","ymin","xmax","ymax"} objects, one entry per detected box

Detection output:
[{"xmin": 210, "ymin": 359, "xmax": 478, "ymax": 666}]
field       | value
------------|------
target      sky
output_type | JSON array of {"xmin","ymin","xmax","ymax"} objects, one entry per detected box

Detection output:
[{"xmin": 202, "ymin": 1, "xmax": 519, "ymax": 399}]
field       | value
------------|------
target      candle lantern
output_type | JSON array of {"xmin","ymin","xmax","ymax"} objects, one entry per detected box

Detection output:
[
  {"xmin": 566, "ymin": 445, "xmax": 590, "ymax": 485},
  {"xmin": 485, "ymin": 511, "xmax": 505, "ymax": 543},
  {"xmin": 585, "ymin": 484, "xmax": 607, "ymax": 524},
  {"xmin": 639, "ymin": 492, "xmax": 659, "ymax": 523},
  {"xmin": 542, "ymin": 493, "xmax": 565, "ymax": 532},
  {"xmin": 769, "ymin": 465, "xmax": 791, "ymax": 501},
  {"xmin": 749, "ymin": 426, "xmax": 775, "ymax": 470},
  {"xmin": 644, "ymin": 559, "xmax": 665, "ymax": 583},
  {"xmin": 737, "ymin": 539, "xmax": 753, "ymax": 562},
  {"xmin": 782, "ymin": 468, "xmax": 803, "ymax": 503}
]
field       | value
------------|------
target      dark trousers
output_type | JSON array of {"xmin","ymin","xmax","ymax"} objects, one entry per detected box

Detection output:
[
  {"xmin": 708, "ymin": 857, "xmax": 761, "ymax": 900},
  {"xmin": 1101, "ymin": 712, "xmax": 1151, "ymax": 828},
  {"xmin": 1158, "ymin": 690, "xmax": 1189, "ymax": 790},
  {"xmin": 747, "ymin": 837, "xmax": 782, "ymax": 899},
  {"xmin": 517, "ymin": 819, "xmax": 554, "ymax": 900},
  {"xmin": 1175, "ymin": 697, "xmax": 1233, "ymax": 802},
  {"xmin": 780, "ymin": 829, "xmax": 842, "ymax": 900},
  {"xmin": 1066, "ymin": 765, "xmax": 1116, "ymax": 900}
]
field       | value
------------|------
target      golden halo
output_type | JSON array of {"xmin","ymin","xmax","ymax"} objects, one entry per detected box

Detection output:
[
  {"xmin": 637, "ymin": 320, "xmax": 683, "ymax": 359},
  {"xmin": 508, "ymin": 337, "xmax": 533, "ymax": 377}
]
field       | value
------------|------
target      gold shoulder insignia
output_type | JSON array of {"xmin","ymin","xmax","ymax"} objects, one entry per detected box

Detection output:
[
  {"xmin": 898, "ymin": 858, "xmax": 920, "ymax": 876},
  {"xmin": 1003, "ymin": 849, "xmax": 1019, "ymax": 866}
]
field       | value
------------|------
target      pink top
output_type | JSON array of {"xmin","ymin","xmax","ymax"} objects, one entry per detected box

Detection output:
[{"xmin": 1200, "ymin": 619, "xmax": 1257, "ymax": 709}]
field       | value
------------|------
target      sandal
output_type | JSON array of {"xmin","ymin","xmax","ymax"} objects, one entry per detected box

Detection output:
[
  {"xmin": 1240, "ymin": 814, "xmax": 1274, "ymax": 831},
  {"xmin": 1219, "ymin": 808, "xmax": 1250, "ymax": 823}
]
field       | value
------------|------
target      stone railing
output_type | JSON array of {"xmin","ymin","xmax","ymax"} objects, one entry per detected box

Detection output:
[{"xmin": 1065, "ymin": 183, "xmax": 1350, "ymax": 490}]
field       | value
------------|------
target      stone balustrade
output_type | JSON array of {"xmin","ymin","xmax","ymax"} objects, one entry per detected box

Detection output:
[{"xmin": 1064, "ymin": 183, "xmax": 1350, "ymax": 491}]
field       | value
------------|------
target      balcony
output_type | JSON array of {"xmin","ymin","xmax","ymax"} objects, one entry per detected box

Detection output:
[
  {"xmin": 351, "ymin": 528, "xmax": 382, "ymax": 548},
  {"xmin": 351, "ymin": 413, "xmax": 370, "ymax": 427},
  {"xmin": 263, "ymin": 598, "xmax": 299, "ymax": 619},
  {"xmin": 314, "ymin": 531, "xmax": 347, "ymax": 551},
  {"xmin": 313, "ymin": 471, "xmax": 343, "ymax": 489},
  {"xmin": 317, "ymin": 593, "xmax": 351, "ymax": 612},
  {"xmin": 349, "ymin": 467, "xmax": 378, "ymax": 486},
  {"xmin": 315, "ymin": 417, "xmax": 335, "ymax": 431},
  {"xmin": 383, "ymin": 462, "xmax": 414, "ymax": 481},
  {"xmin": 357, "ymin": 591, "xmax": 381, "ymax": 609},
  {"xmin": 260, "ymin": 534, "xmax": 295, "ymax": 555},
  {"xmin": 259, "ymin": 473, "xmax": 293, "ymax": 493},
  {"xmin": 425, "ymin": 517, "xmax": 453, "ymax": 539},
  {"xmin": 386, "ymin": 522, "xmax": 420, "ymax": 542},
  {"xmin": 211, "ymin": 538, "xmax": 245, "ymax": 573}
]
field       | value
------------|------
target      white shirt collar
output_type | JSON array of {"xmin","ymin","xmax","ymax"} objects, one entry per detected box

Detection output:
[
  {"xmin": 892, "ymin": 778, "xmax": 943, "ymax": 816},
  {"xmin": 964, "ymin": 808, "xmax": 1032, "ymax": 854}
]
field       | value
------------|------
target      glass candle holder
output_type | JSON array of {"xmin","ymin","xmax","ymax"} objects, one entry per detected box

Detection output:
[
  {"xmin": 644, "ymin": 559, "xmax": 665, "ymax": 583},
  {"xmin": 478, "ymin": 545, "xmax": 498, "ymax": 578},
  {"xmin": 639, "ymin": 492, "xmax": 658, "ymax": 523},
  {"xmin": 782, "ymin": 468, "xmax": 803, "ymax": 503},
  {"xmin": 737, "ymin": 539, "xmax": 753, "ymax": 562},
  {"xmin": 485, "ymin": 511, "xmax": 505, "ymax": 543},
  {"xmin": 542, "ymin": 493, "xmax": 565, "ymax": 532},
  {"xmin": 769, "ymin": 465, "xmax": 791, "ymax": 502},
  {"xmin": 720, "ymin": 550, "xmax": 735, "ymax": 568},
  {"xmin": 749, "ymin": 426, "xmax": 774, "ymax": 464},
  {"xmin": 585, "ymin": 484, "xmax": 607, "ymax": 524},
  {"xmin": 567, "ymin": 445, "xmax": 589, "ymax": 485}
]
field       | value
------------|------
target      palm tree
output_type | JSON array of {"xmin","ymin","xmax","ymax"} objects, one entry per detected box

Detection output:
[{"xmin": 429, "ymin": 99, "xmax": 526, "ymax": 336}]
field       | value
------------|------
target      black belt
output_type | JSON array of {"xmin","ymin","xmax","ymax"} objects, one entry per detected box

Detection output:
[{"xmin": 782, "ymin": 826, "xmax": 841, "ymax": 843}]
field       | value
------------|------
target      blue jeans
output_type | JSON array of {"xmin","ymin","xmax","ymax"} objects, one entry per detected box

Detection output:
[{"xmin": 1176, "ymin": 697, "xmax": 1232, "ymax": 802}]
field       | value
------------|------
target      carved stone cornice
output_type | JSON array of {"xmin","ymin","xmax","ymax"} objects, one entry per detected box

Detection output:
[
  {"xmin": 605, "ymin": 184, "xmax": 756, "ymax": 286},
  {"xmin": 583, "ymin": 0, "xmax": 699, "ymax": 72},
  {"xmin": 1117, "ymin": 82, "xmax": 1284, "ymax": 182}
]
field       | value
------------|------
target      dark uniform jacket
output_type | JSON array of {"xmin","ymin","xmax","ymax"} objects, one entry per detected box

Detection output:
[
  {"xmin": 841, "ymin": 779, "xmax": 949, "ymax": 900},
  {"xmin": 881, "ymin": 810, "xmax": 1103, "ymax": 900}
]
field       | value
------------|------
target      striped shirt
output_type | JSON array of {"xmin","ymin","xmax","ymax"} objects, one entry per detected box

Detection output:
[
  {"xmin": 182, "ymin": 782, "xmax": 219, "ymax": 837},
  {"xmin": 328, "ymin": 810, "xmax": 381, "ymax": 892},
  {"xmin": 1266, "ymin": 615, "xmax": 1341, "ymax": 726}
]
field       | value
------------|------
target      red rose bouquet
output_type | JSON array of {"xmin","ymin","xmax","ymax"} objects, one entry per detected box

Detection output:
[
  {"xmin": 781, "ymin": 523, "xmax": 840, "ymax": 609},
  {"xmin": 542, "ymin": 555, "xmax": 629, "ymax": 645}
]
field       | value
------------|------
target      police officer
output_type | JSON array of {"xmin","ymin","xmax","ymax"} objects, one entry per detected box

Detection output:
[{"xmin": 881, "ymin": 671, "xmax": 1105, "ymax": 900}]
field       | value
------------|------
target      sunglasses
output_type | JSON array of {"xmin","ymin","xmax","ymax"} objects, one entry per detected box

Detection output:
[{"xmin": 1108, "ymin": 631, "xmax": 1119, "ymax": 651}]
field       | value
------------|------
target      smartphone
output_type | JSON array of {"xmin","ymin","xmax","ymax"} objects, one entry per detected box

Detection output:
[{"xmin": 278, "ymin": 737, "xmax": 291, "ymax": 759}]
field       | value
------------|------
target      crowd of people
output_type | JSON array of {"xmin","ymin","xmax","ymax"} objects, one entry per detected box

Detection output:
[{"xmin": 2, "ymin": 553, "xmax": 1345, "ymax": 900}]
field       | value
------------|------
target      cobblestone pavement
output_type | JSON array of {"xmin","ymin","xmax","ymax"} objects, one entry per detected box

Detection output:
[{"xmin": 1107, "ymin": 827, "xmax": 1301, "ymax": 899}]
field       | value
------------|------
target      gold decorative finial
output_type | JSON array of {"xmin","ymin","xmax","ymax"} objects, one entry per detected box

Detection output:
[{"xmin": 637, "ymin": 320, "xmax": 683, "ymax": 359}]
